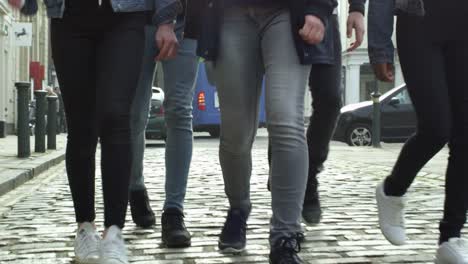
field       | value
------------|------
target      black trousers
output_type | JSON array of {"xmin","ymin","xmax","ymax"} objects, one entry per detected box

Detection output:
[
  {"xmin": 51, "ymin": 1, "xmax": 146, "ymax": 228},
  {"xmin": 385, "ymin": 14, "xmax": 468, "ymax": 243},
  {"xmin": 306, "ymin": 15, "xmax": 342, "ymax": 189},
  {"xmin": 267, "ymin": 15, "xmax": 342, "ymax": 190}
]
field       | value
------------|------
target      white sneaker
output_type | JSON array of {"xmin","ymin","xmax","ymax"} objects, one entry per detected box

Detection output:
[
  {"xmin": 375, "ymin": 182, "xmax": 407, "ymax": 245},
  {"xmin": 436, "ymin": 238, "xmax": 468, "ymax": 264},
  {"xmin": 100, "ymin": 226, "xmax": 129, "ymax": 264},
  {"xmin": 74, "ymin": 222, "xmax": 100, "ymax": 264}
]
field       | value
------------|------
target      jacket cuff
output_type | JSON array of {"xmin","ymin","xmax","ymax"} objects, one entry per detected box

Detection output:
[
  {"xmin": 368, "ymin": 47, "xmax": 395, "ymax": 65},
  {"xmin": 349, "ymin": 3, "xmax": 365, "ymax": 15},
  {"xmin": 305, "ymin": 5, "xmax": 333, "ymax": 26},
  {"xmin": 153, "ymin": 1, "xmax": 183, "ymax": 26}
]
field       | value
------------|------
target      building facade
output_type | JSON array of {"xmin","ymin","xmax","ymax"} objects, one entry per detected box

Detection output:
[{"xmin": 0, "ymin": 0, "xmax": 50, "ymax": 137}]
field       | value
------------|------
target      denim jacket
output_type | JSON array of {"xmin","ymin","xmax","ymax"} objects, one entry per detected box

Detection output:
[
  {"xmin": 21, "ymin": 0, "xmax": 182, "ymax": 26},
  {"xmin": 367, "ymin": 0, "xmax": 425, "ymax": 65}
]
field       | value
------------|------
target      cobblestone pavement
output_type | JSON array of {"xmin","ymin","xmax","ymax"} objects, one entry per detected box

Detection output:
[{"xmin": 0, "ymin": 134, "xmax": 453, "ymax": 264}]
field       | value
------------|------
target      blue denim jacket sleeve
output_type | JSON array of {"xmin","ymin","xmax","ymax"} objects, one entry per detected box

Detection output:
[
  {"xmin": 368, "ymin": 0, "xmax": 395, "ymax": 64},
  {"xmin": 153, "ymin": 0, "xmax": 183, "ymax": 26}
]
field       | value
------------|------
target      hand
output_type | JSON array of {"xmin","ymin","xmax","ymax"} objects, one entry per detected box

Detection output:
[
  {"xmin": 8, "ymin": 0, "xmax": 25, "ymax": 9},
  {"xmin": 155, "ymin": 23, "xmax": 179, "ymax": 61},
  {"xmin": 299, "ymin": 15, "xmax": 325, "ymax": 45},
  {"xmin": 372, "ymin": 63, "xmax": 394, "ymax": 82},
  {"xmin": 347, "ymin": 12, "xmax": 365, "ymax": 52}
]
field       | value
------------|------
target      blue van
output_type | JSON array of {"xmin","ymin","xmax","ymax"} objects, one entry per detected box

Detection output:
[{"xmin": 192, "ymin": 62, "xmax": 267, "ymax": 137}]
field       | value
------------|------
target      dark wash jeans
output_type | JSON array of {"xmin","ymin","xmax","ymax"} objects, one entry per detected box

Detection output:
[
  {"xmin": 385, "ymin": 14, "xmax": 468, "ymax": 243},
  {"xmin": 51, "ymin": 1, "xmax": 146, "ymax": 228}
]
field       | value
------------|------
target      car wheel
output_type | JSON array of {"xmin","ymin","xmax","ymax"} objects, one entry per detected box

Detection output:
[
  {"xmin": 209, "ymin": 128, "xmax": 220, "ymax": 138},
  {"xmin": 346, "ymin": 123, "xmax": 373, "ymax": 146}
]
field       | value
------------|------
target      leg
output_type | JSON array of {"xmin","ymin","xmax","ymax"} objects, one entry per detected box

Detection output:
[
  {"xmin": 128, "ymin": 24, "xmax": 158, "ymax": 228},
  {"xmin": 303, "ymin": 15, "xmax": 342, "ymax": 224},
  {"xmin": 376, "ymin": 15, "xmax": 451, "ymax": 246},
  {"xmin": 96, "ymin": 13, "xmax": 146, "ymax": 229},
  {"xmin": 439, "ymin": 36, "xmax": 468, "ymax": 244},
  {"xmin": 216, "ymin": 7, "xmax": 263, "ymax": 213},
  {"xmin": 307, "ymin": 15, "xmax": 342, "ymax": 178},
  {"xmin": 215, "ymin": 6, "xmax": 263, "ymax": 252},
  {"xmin": 161, "ymin": 37, "xmax": 199, "ymax": 211},
  {"xmin": 50, "ymin": 18, "xmax": 98, "ymax": 226},
  {"xmin": 130, "ymin": 25, "xmax": 157, "ymax": 192},
  {"xmin": 160, "ymin": 36, "xmax": 199, "ymax": 248},
  {"xmin": 260, "ymin": 9, "xmax": 310, "ymax": 245},
  {"xmin": 385, "ymin": 16, "xmax": 451, "ymax": 196}
]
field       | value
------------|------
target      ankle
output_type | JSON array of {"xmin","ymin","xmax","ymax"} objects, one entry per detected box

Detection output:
[
  {"xmin": 78, "ymin": 222, "xmax": 96, "ymax": 230},
  {"xmin": 383, "ymin": 178, "xmax": 406, "ymax": 197}
]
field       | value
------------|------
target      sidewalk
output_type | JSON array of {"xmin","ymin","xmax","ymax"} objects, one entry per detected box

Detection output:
[{"xmin": 0, "ymin": 134, "xmax": 66, "ymax": 196}]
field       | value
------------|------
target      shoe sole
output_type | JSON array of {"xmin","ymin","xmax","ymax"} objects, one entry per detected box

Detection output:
[
  {"xmin": 218, "ymin": 242, "xmax": 246, "ymax": 254},
  {"xmin": 162, "ymin": 238, "xmax": 192, "ymax": 248},
  {"xmin": 134, "ymin": 216, "xmax": 156, "ymax": 229},
  {"xmin": 75, "ymin": 257, "xmax": 100, "ymax": 264}
]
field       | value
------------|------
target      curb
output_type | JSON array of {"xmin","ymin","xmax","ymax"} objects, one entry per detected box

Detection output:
[{"xmin": 0, "ymin": 151, "xmax": 65, "ymax": 196}]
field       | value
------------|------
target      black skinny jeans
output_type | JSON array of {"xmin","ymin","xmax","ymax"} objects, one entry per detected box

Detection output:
[
  {"xmin": 385, "ymin": 14, "xmax": 468, "ymax": 243},
  {"xmin": 51, "ymin": 1, "xmax": 146, "ymax": 228},
  {"xmin": 306, "ymin": 15, "xmax": 342, "ymax": 190}
]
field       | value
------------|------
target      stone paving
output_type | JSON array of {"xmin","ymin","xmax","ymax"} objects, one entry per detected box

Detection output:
[{"xmin": 0, "ymin": 135, "xmax": 455, "ymax": 264}]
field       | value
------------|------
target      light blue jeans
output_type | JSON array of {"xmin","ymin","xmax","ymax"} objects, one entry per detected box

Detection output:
[
  {"xmin": 129, "ymin": 25, "xmax": 199, "ymax": 211},
  {"xmin": 215, "ymin": 6, "xmax": 310, "ymax": 245}
]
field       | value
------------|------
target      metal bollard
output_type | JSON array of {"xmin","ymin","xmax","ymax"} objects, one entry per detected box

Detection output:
[
  {"xmin": 15, "ymin": 82, "xmax": 31, "ymax": 158},
  {"xmin": 34, "ymin": 90, "xmax": 47, "ymax": 153},
  {"xmin": 371, "ymin": 80, "xmax": 382, "ymax": 148},
  {"xmin": 47, "ymin": 95, "xmax": 58, "ymax": 150}
]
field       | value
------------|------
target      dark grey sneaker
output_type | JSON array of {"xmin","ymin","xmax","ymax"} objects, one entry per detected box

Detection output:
[
  {"xmin": 302, "ymin": 167, "xmax": 323, "ymax": 224},
  {"xmin": 218, "ymin": 206, "xmax": 251, "ymax": 253},
  {"xmin": 302, "ymin": 188, "xmax": 322, "ymax": 224},
  {"xmin": 130, "ymin": 189, "xmax": 156, "ymax": 228},
  {"xmin": 269, "ymin": 234, "xmax": 304, "ymax": 264},
  {"xmin": 161, "ymin": 207, "xmax": 191, "ymax": 248}
]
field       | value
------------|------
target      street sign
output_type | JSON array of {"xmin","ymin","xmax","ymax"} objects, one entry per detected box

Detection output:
[{"xmin": 12, "ymin": 22, "xmax": 32, "ymax": 47}]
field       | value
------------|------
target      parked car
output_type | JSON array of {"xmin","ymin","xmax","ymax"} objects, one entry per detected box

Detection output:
[
  {"xmin": 333, "ymin": 84, "xmax": 416, "ymax": 146},
  {"xmin": 145, "ymin": 87, "xmax": 166, "ymax": 140},
  {"xmin": 192, "ymin": 62, "xmax": 267, "ymax": 138}
]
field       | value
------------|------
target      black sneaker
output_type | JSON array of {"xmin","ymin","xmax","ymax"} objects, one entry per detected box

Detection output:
[
  {"xmin": 218, "ymin": 206, "xmax": 251, "ymax": 253},
  {"xmin": 302, "ymin": 167, "xmax": 323, "ymax": 224},
  {"xmin": 269, "ymin": 235, "xmax": 304, "ymax": 264},
  {"xmin": 130, "ymin": 189, "xmax": 156, "ymax": 228},
  {"xmin": 161, "ymin": 207, "xmax": 191, "ymax": 248}
]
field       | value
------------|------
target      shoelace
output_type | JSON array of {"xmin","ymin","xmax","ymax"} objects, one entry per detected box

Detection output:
[
  {"xmin": 277, "ymin": 235, "xmax": 302, "ymax": 262},
  {"xmin": 77, "ymin": 229, "xmax": 99, "ymax": 255},
  {"xmin": 164, "ymin": 212, "xmax": 185, "ymax": 230}
]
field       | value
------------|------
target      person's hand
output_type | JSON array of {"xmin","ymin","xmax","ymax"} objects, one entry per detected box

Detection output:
[
  {"xmin": 347, "ymin": 11, "xmax": 365, "ymax": 52},
  {"xmin": 372, "ymin": 63, "xmax": 394, "ymax": 82},
  {"xmin": 155, "ymin": 23, "xmax": 179, "ymax": 61},
  {"xmin": 8, "ymin": 0, "xmax": 25, "ymax": 9},
  {"xmin": 299, "ymin": 15, "xmax": 325, "ymax": 45}
]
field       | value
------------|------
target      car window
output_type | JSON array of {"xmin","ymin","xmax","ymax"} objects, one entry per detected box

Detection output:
[{"xmin": 395, "ymin": 89, "xmax": 412, "ymax": 105}]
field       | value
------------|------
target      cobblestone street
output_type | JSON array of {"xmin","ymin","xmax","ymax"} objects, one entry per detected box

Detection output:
[{"xmin": 0, "ymin": 132, "xmax": 452, "ymax": 264}]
